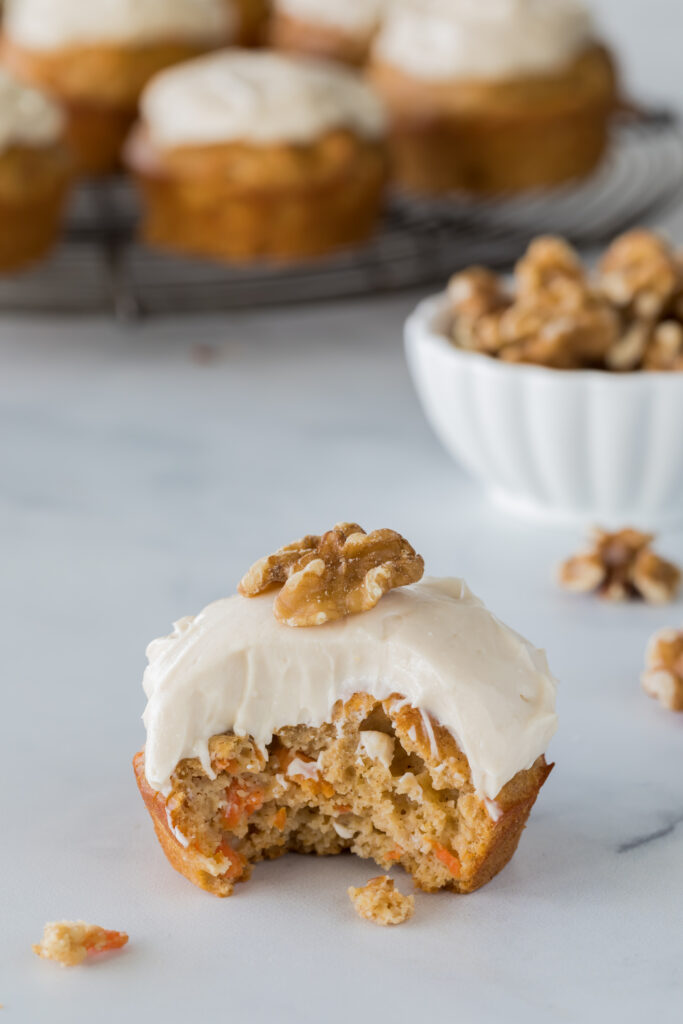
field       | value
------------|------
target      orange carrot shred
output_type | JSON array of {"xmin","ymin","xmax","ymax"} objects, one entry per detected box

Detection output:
[{"xmin": 431, "ymin": 841, "xmax": 461, "ymax": 878}]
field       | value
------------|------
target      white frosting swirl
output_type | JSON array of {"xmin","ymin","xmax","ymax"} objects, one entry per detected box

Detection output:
[
  {"xmin": 275, "ymin": 0, "xmax": 386, "ymax": 36},
  {"xmin": 140, "ymin": 50, "xmax": 387, "ymax": 148},
  {"xmin": 4, "ymin": 0, "xmax": 236, "ymax": 51},
  {"xmin": 373, "ymin": 0, "xmax": 595, "ymax": 81},
  {"xmin": 142, "ymin": 577, "xmax": 558, "ymax": 801},
  {"xmin": 0, "ymin": 67, "xmax": 64, "ymax": 152}
]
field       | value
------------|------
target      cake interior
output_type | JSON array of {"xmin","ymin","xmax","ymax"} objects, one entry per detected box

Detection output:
[{"xmin": 134, "ymin": 692, "xmax": 551, "ymax": 897}]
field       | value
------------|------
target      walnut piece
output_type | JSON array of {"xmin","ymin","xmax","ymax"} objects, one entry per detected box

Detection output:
[
  {"xmin": 642, "ymin": 628, "xmax": 683, "ymax": 711},
  {"xmin": 643, "ymin": 320, "xmax": 683, "ymax": 370},
  {"xmin": 448, "ymin": 266, "xmax": 508, "ymax": 320},
  {"xmin": 32, "ymin": 921, "xmax": 129, "ymax": 967},
  {"xmin": 598, "ymin": 229, "xmax": 679, "ymax": 319},
  {"xmin": 348, "ymin": 876, "xmax": 415, "ymax": 926},
  {"xmin": 558, "ymin": 528, "xmax": 681, "ymax": 604},
  {"xmin": 515, "ymin": 235, "xmax": 586, "ymax": 302},
  {"xmin": 239, "ymin": 523, "xmax": 424, "ymax": 627}
]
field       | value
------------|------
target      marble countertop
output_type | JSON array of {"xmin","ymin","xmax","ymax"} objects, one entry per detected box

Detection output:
[{"xmin": 1, "ymin": 291, "xmax": 682, "ymax": 1023}]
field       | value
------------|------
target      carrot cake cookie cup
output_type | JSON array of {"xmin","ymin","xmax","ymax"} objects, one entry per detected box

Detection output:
[
  {"xmin": 368, "ymin": 0, "xmax": 618, "ymax": 195},
  {"xmin": 2, "ymin": 0, "xmax": 262, "ymax": 175},
  {"xmin": 0, "ymin": 67, "xmax": 71, "ymax": 272},
  {"xmin": 270, "ymin": 0, "xmax": 386, "ymax": 67},
  {"xmin": 124, "ymin": 50, "xmax": 388, "ymax": 263},
  {"xmin": 134, "ymin": 523, "xmax": 557, "ymax": 898}
]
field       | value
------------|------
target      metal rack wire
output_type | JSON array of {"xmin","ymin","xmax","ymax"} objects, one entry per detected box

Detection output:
[{"xmin": 1, "ymin": 109, "xmax": 682, "ymax": 317}]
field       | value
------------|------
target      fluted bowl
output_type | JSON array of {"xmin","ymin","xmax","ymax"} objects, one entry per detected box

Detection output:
[{"xmin": 405, "ymin": 293, "xmax": 683, "ymax": 526}]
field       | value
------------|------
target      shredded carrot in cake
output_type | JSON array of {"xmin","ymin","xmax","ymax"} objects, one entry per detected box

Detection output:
[
  {"xmin": 217, "ymin": 842, "xmax": 248, "ymax": 879},
  {"xmin": 431, "ymin": 842, "xmax": 462, "ymax": 878},
  {"xmin": 222, "ymin": 781, "xmax": 265, "ymax": 828}
]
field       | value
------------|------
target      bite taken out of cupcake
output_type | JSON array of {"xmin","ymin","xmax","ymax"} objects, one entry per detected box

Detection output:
[
  {"xmin": 367, "ymin": 0, "xmax": 618, "ymax": 195},
  {"xmin": 134, "ymin": 523, "xmax": 557, "ymax": 899},
  {"xmin": 2, "ymin": 0, "xmax": 270, "ymax": 175}
]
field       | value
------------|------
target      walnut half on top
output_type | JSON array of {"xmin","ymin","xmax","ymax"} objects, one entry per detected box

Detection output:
[
  {"xmin": 557, "ymin": 527, "xmax": 681, "ymax": 604},
  {"xmin": 239, "ymin": 523, "xmax": 425, "ymax": 627}
]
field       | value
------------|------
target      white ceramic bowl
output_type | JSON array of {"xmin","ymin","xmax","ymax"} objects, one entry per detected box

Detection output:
[{"xmin": 405, "ymin": 293, "xmax": 683, "ymax": 526}]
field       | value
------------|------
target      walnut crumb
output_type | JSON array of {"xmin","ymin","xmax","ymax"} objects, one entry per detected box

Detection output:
[
  {"xmin": 348, "ymin": 876, "xmax": 414, "ymax": 926},
  {"xmin": 239, "ymin": 523, "xmax": 424, "ymax": 627},
  {"xmin": 558, "ymin": 528, "xmax": 681, "ymax": 604},
  {"xmin": 32, "ymin": 921, "xmax": 129, "ymax": 967},
  {"xmin": 642, "ymin": 628, "xmax": 683, "ymax": 711}
]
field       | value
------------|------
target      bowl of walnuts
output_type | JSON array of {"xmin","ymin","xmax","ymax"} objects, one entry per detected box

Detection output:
[{"xmin": 405, "ymin": 230, "xmax": 683, "ymax": 525}]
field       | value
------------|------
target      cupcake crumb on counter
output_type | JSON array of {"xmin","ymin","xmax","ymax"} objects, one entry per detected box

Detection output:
[
  {"xmin": 32, "ymin": 921, "xmax": 129, "ymax": 967},
  {"xmin": 348, "ymin": 876, "xmax": 415, "ymax": 926}
]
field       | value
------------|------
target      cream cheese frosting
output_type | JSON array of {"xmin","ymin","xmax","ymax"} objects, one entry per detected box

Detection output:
[
  {"xmin": 142, "ymin": 577, "xmax": 558, "ymax": 801},
  {"xmin": 4, "ymin": 0, "xmax": 236, "ymax": 51},
  {"xmin": 140, "ymin": 50, "xmax": 387, "ymax": 149},
  {"xmin": 0, "ymin": 67, "xmax": 64, "ymax": 153},
  {"xmin": 275, "ymin": 0, "xmax": 386, "ymax": 36},
  {"xmin": 373, "ymin": 0, "xmax": 595, "ymax": 81}
]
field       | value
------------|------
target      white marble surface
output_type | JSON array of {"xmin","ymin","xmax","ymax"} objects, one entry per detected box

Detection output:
[
  {"xmin": 3, "ymin": 1, "xmax": 683, "ymax": 1018},
  {"xmin": 1, "ymin": 295, "xmax": 682, "ymax": 1024}
]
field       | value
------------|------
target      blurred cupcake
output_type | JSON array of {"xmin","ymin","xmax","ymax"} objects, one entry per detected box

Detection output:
[
  {"xmin": 124, "ymin": 50, "xmax": 388, "ymax": 263},
  {"xmin": 270, "ymin": 0, "xmax": 386, "ymax": 67},
  {"xmin": 368, "ymin": 0, "xmax": 618, "ymax": 195},
  {"xmin": 2, "ymin": 0, "xmax": 266, "ymax": 175},
  {"xmin": 0, "ymin": 67, "xmax": 71, "ymax": 271}
]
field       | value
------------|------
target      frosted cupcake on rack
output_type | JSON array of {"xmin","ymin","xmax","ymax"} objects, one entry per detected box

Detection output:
[
  {"xmin": 2, "ymin": 0, "xmax": 269, "ymax": 175},
  {"xmin": 270, "ymin": 0, "xmax": 386, "ymax": 67},
  {"xmin": 124, "ymin": 50, "xmax": 388, "ymax": 263},
  {"xmin": 367, "ymin": 0, "xmax": 618, "ymax": 195},
  {"xmin": 0, "ymin": 67, "xmax": 71, "ymax": 271}
]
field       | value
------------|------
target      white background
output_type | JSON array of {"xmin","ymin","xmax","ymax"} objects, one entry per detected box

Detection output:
[{"xmin": 2, "ymin": 3, "xmax": 683, "ymax": 1022}]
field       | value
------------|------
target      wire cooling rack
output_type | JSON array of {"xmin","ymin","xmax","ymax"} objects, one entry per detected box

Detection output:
[{"xmin": 1, "ymin": 109, "xmax": 682, "ymax": 318}]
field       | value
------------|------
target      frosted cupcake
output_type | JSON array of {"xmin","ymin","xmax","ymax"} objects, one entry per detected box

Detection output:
[
  {"xmin": 0, "ymin": 67, "xmax": 71, "ymax": 271},
  {"xmin": 125, "ymin": 51, "xmax": 388, "ymax": 263},
  {"xmin": 134, "ymin": 524, "xmax": 557, "ymax": 898},
  {"xmin": 2, "ymin": 0, "xmax": 267, "ymax": 175},
  {"xmin": 368, "ymin": 0, "xmax": 617, "ymax": 195},
  {"xmin": 271, "ymin": 0, "xmax": 386, "ymax": 67}
]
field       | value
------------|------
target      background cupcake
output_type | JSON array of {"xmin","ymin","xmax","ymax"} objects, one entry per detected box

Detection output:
[
  {"xmin": 368, "ymin": 0, "xmax": 618, "ymax": 195},
  {"xmin": 0, "ymin": 66, "xmax": 71, "ymax": 271},
  {"xmin": 2, "ymin": 0, "xmax": 268, "ymax": 175},
  {"xmin": 125, "ymin": 50, "xmax": 388, "ymax": 263},
  {"xmin": 270, "ymin": 0, "xmax": 386, "ymax": 67}
]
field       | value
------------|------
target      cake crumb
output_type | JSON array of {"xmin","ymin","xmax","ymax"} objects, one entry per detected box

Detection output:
[
  {"xmin": 348, "ymin": 876, "xmax": 414, "ymax": 926},
  {"xmin": 32, "ymin": 921, "xmax": 129, "ymax": 967}
]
